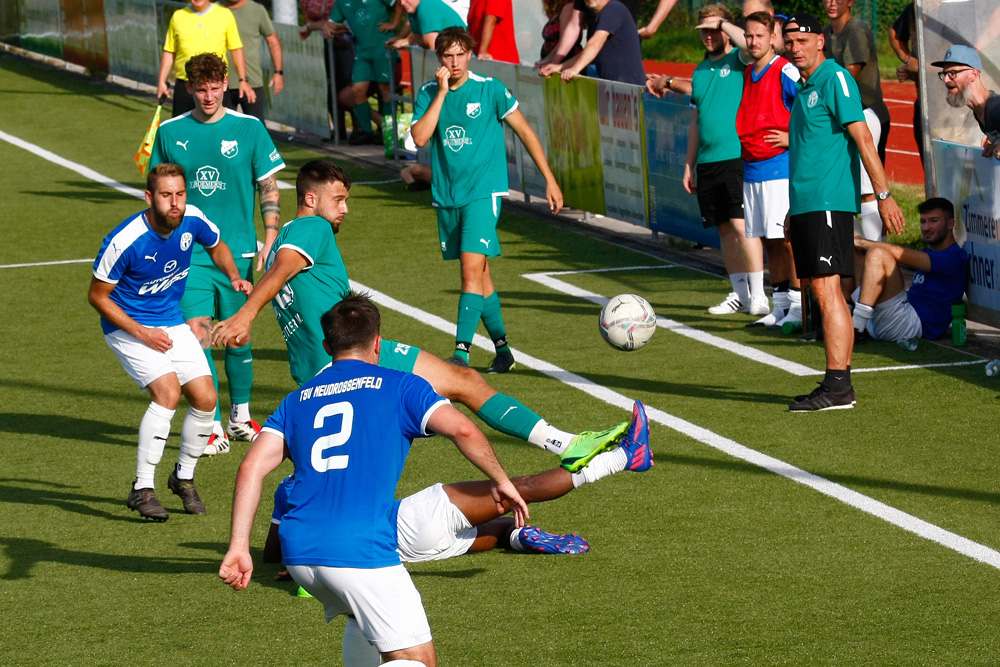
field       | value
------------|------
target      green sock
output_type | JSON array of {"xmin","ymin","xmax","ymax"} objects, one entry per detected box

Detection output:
[
  {"xmin": 225, "ymin": 343, "xmax": 253, "ymax": 406},
  {"xmin": 481, "ymin": 291, "xmax": 510, "ymax": 354},
  {"xmin": 476, "ymin": 394, "xmax": 543, "ymax": 441},
  {"xmin": 354, "ymin": 101, "xmax": 373, "ymax": 135},
  {"xmin": 380, "ymin": 101, "xmax": 392, "ymax": 118},
  {"xmin": 455, "ymin": 292, "xmax": 483, "ymax": 362},
  {"xmin": 204, "ymin": 348, "xmax": 221, "ymax": 422}
]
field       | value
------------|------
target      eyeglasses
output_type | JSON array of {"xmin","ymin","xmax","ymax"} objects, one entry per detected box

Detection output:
[{"xmin": 938, "ymin": 68, "xmax": 973, "ymax": 81}]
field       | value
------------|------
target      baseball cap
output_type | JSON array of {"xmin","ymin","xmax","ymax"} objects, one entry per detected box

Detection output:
[
  {"xmin": 782, "ymin": 13, "xmax": 822, "ymax": 34},
  {"xmin": 931, "ymin": 44, "xmax": 983, "ymax": 70}
]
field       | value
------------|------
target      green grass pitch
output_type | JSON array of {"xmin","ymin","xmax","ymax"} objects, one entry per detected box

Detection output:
[{"xmin": 3, "ymin": 52, "xmax": 1000, "ymax": 665}]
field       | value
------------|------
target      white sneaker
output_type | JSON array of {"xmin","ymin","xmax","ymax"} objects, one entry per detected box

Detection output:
[
  {"xmin": 747, "ymin": 293, "xmax": 770, "ymax": 316},
  {"xmin": 202, "ymin": 422, "xmax": 231, "ymax": 457},
  {"xmin": 707, "ymin": 292, "xmax": 742, "ymax": 315},
  {"xmin": 227, "ymin": 418, "xmax": 261, "ymax": 442}
]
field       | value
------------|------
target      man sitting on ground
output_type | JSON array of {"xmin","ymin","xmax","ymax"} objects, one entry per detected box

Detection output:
[{"xmin": 852, "ymin": 197, "xmax": 968, "ymax": 343}]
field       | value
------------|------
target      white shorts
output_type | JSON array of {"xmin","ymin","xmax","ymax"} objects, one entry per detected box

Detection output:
[
  {"xmin": 743, "ymin": 179, "xmax": 789, "ymax": 239},
  {"xmin": 859, "ymin": 108, "xmax": 881, "ymax": 196},
  {"xmin": 286, "ymin": 563, "xmax": 432, "ymax": 653},
  {"xmin": 104, "ymin": 324, "xmax": 210, "ymax": 389},
  {"xmin": 869, "ymin": 290, "xmax": 922, "ymax": 341},
  {"xmin": 395, "ymin": 483, "xmax": 477, "ymax": 563}
]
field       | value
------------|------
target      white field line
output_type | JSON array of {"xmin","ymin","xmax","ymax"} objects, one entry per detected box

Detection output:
[
  {"xmin": 352, "ymin": 278, "xmax": 1000, "ymax": 571},
  {"xmin": 2, "ymin": 129, "xmax": 996, "ymax": 569},
  {"xmin": 0, "ymin": 130, "xmax": 145, "ymax": 200},
  {"xmin": 527, "ymin": 267, "xmax": 984, "ymax": 375},
  {"xmin": 0, "ymin": 258, "xmax": 92, "ymax": 269}
]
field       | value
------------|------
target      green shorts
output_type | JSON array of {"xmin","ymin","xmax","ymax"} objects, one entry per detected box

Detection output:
[
  {"xmin": 378, "ymin": 339, "xmax": 420, "ymax": 373},
  {"xmin": 180, "ymin": 258, "xmax": 253, "ymax": 321},
  {"xmin": 436, "ymin": 196, "xmax": 503, "ymax": 261},
  {"xmin": 353, "ymin": 50, "xmax": 392, "ymax": 84}
]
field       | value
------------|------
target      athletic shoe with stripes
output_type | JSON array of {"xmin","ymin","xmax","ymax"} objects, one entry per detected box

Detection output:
[
  {"xmin": 518, "ymin": 526, "xmax": 590, "ymax": 554},
  {"xmin": 559, "ymin": 421, "xmax": 628, "ymax": 472},
  {"xmin": 202, "ymin": 422, "xmax": 230, "ymax": 457},
  {"xmin": 167, "ymin": 470, "xmax": 206, "ymax": 514},
  {"xmin": 707, "ymin": 292, "xmax": 742, "ymax": 315},
  {"xmin": 227, "ymin": 418, "xmax": 261, "ymax": 442},
  {"xmin": 788, "ymin": 384, "xmax": 856, "ymax": 412},
  {"xmin": 621, "ymin": 401, "xmax": 653, "ymax": 472},
  {"xmin": 127, "ymin": 485, "xmax": 169, "ymax": 522}
]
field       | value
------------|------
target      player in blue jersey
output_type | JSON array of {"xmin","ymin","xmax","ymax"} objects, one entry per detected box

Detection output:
[
  {"xmin": 411, "ymin": 27, "xmax": 563, "ymax": 372},
  {"xmin": 212, "ymin": 160, "xmax": 637, "ymax": 474},
  {"xmin": 220, "ymin": 295, "xmax": 528, "ymax": 667},
  {"xmin": 89, "ymin": 163, "xmax": 253, "ymax": 521}
]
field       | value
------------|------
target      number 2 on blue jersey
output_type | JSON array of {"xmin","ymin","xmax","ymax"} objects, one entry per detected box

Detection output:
[{"xmin": 311, "ymin": 401, "xmax": 353, "ymax": 472}]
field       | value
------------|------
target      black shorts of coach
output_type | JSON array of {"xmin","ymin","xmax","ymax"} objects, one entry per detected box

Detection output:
[
  {"xmin": 789, "ymin": 210, "xmax": 855, "ymax": 278},
  {"xmin": 696, "ymin": 158, "xmax": 744, "ymax": 228}
]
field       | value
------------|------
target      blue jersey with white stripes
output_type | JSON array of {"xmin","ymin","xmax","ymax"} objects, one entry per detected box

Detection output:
[
  {"xmin": 92, "ymin": 206, "xmax": 220, "ymax": 334},
  {"xmin": 262, "ymin": 358, "xmax": 449, "ymax": 568}
]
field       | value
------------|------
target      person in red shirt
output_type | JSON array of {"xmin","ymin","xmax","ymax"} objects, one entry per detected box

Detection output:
[{"xmin": 468, "ymin": 0, "xmax": 520, "ymax": 63}]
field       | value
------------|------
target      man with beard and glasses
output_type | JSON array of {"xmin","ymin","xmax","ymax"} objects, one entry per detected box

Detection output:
[
  {"xmin": 851, "ymin": 198, "xmax": 967, "ymax": 344},
  {"xmin": 933, "ymin": 45, "xmax": 1000, "ymax": 160},
  {"xmin": 89, "ymin": 163, "xmax": 253, "ymax": 521}
]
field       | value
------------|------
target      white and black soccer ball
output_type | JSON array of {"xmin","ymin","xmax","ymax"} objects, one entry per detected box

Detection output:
[{"xmin": 599, "ymin": 294, "xmax": 657, "ymax": 351}]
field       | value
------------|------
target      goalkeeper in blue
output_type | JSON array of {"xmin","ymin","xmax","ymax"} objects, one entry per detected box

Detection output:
[{"xmin": 212, "ymin": 160, "xmax": 630, "ymax": 473}]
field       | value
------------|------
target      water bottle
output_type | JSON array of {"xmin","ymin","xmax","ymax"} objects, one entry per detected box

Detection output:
[
  {"xmin": 986, "ymin": 360, "xmax": 1000, "ymax": 377},
  {"xmin": 951, "ymin": 303, "xmax": 967, "ymax": 347},
  {"xmin": 781, "ymin": 320, "xmax": 803, "ymax": 335},
  {"xmin": 897, "ymin": 337, "xmax": 919, "ymax": 351}
]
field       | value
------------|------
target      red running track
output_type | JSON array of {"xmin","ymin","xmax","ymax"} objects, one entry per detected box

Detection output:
[{"xmin": 643, "ymin": 60, "xmax": 924, "ymax": 186}]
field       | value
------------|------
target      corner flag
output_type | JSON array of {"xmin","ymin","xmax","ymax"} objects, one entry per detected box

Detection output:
[{"xmin": 134, "ymin": 104, "xmax": 162, "ymax": 175}]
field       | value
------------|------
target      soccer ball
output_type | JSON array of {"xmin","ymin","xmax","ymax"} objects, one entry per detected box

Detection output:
[{"xmin": 599, "ymin": 294, "xmax": 657, "ymax": 351}]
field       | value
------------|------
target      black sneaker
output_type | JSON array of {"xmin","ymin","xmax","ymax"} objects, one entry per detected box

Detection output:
[
  {"xmin": 798, "ymin": 329, "xmax": 822, "ymax": 342},
  {"xmin": 446, "ymin": 355, "xmax": 469, "ymax": 368},
  {"xmin": 854, "ymin": 328, "xmax": 870, "ymax": 344},
  {"xmin": 127, "ymin": 485, "xmax": 169, "ymax": 522},
  {"xmin": 788, "ymin": 384, "xmax": 856, "ymax": 412},
  {"xmin": 167, "ymin": 471, "xmax": 206, "ymax": 515},
  {"xmin": 485, "ymin": 351, "xmax": 516, "ymax": 374}
]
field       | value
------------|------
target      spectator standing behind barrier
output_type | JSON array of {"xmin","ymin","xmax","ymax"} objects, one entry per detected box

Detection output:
[
  {"xmin": 852, "ymin": 198, "xmax": 968, "ymax": 344},
  {"xmin": 932, "ymin": 45, "xmax": 1000, "ymax": 160},
  {"xmin": 888, "ymin": 3, "xmax": 923, "ymax": 164},
  {"xmin": 782, "ymin": 13, "xmax": 904, "ymax": 412},
  {"xmin": 735, "ymin": 12, "xmax": 802, "ymax": 329},
  {"xmin": 300, "ymin": 0, "xmax": 356, "ymax": 140},
  {"xmin": 223, "ymin": 0, "xmax": 283, "ymax": 121},
  {"xmin": 157, "ymin": 0, "xmax": 253, "ymax": 117},
  {"xmin": 467, "ymin": 0, "xmax": 519, "ymax": 63},
  {"xmin": 821, "ymin": 0, "xmax": 890, "ymax": 165},
  {"xmin": 537, "ymin": 0, "xmax": 645, "ymax": 86},
  {"xmin": 390, "ymin": 0, "xmax": 467, "ymax": 51},
  {"xmin": 538, "ymin": 0, "xmax": 582, "ymax": 62},
  {"xmin": 324, "ymin": 0, "xmax": 396, "ymax": 145}
]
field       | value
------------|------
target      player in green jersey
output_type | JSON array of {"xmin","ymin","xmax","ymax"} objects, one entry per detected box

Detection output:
[
  {"xmin": 150, "ymin": 53, "xmax": 285, "ymax": 452},
  {"xmin": 411, "ymin": 27, "xmax": 563, "ymax": 373},
  {"xmin": 212, "ymin": 160, "xmax": 633, "ymax": 473}
]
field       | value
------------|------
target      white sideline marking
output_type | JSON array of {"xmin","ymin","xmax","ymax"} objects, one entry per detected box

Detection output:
[
  {"xmin": 527, "ymin": 267, "xmax": 982, "ymax": 375},
  {"xmin": 0, "ymin": 130, "xmax": 145, "ymax": 200},
  {"xmin": 523, "ymin": 267, "xmax": 819, "ymax": 377},
  {"xmin": 352, "ymin": 278, "xmax": 1000, "ymax": 571},
  {"xmin": 0, "ymin": 258, "xmax": 92, "ymax": 269}
]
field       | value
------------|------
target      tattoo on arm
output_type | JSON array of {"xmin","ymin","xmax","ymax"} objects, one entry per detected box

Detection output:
[{"xmin": 259, "ymin": 176, "xmax": 280, "ymax": 221}]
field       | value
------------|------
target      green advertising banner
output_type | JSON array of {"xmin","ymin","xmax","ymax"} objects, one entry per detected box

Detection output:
[{"xmin": 544, "ymin": 75, "xmax": 604, "ymax": 215}]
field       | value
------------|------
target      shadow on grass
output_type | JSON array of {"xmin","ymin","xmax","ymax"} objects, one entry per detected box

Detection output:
[
  {"xmin": 0, "ymin": 413, "xmax": 135, "ymax": 446},
  {"xmin": 0, "ymin": 478, "xmax": 135, "ymax": 521},
  {"xmin": 659, "ymin": 453, "xmax": 1000, "ymax": 505},
  {"xmin": 410, "ymin": 567, "xmax": 487, "ymax": 579}
]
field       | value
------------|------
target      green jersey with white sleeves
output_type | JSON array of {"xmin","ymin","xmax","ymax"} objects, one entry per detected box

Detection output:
[
  {"xmin": 267, "ymin": 215, "xmax": 351, "ymax": 385},
  {"xmin": 151, "ymin": 109, "xmax": 285, "ymax": 265},
  {"xmin": 413, "ymin": 72, "xmax": 517, "ymax": 208}
]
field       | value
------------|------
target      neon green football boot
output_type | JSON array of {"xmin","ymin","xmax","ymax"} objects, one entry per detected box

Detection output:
[{"xmin": 559, "ymin": 421, "xmax": 629, "ymax": 472}]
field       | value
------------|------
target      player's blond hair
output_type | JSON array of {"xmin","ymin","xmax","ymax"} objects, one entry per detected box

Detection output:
[
  {"xmin": 699, "ymin": 3, "xmax": 735, "ymax": 23},
  {"xmin": 147, "ymin": 163, "xmax": 186, "ymax": 193}
]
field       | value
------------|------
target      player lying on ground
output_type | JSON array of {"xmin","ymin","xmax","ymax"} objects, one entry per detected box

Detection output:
[
  {"xmin": 265, "ymin": 402, "xmax": 653, "ymax": 666},
  {"xmin": 211, "ymin": 160, "xmax": 630, "ymax": 473},
  {"xmin": 89, "ymin": 163, "xmax": 253, "ymax": 521},
  {"xmin": 220, "ymin": 295, "xmax": 529, "ymax": 667}
]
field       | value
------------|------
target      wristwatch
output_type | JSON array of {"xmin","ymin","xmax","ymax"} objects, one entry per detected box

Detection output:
[{"xmin": 876, "ymin": 190, "xmax": 891, "ymax": 201}]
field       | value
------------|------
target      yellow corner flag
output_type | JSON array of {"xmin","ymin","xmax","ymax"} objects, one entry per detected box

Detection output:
[{"xmin": 134, "ymin": 104, "xmax": 162, "ymax": 175}]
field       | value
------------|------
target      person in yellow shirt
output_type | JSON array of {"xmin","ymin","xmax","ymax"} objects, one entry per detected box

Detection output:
[{"xmin": 157, "ymin": 0, "xmax": 255, "ymax": 116}]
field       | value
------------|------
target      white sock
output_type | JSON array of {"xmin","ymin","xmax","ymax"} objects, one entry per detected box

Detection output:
[
  {"xmin": 859, "ymin": 200, "xmax": 883, "ymax": 240},
  {"xmin": 748, "ymin": 271, "xmax": 765, "ymax": 299},
  {"xmin": 571, "ymin": 447, "xmax": 629, "ymax": 488},
  {"xmin": 853, "ymin": 302, "xmax": 874, "ymax": 333},
  {"xmin": 508, "ymin": 527, "xmax": 527, "ymax": 552},
  {"xmin": 136, "ymin": 402, "xmax": 174, "ymax": 489},
  {"xmin": 730, "ymin": 272, "xmax": 750, "ymax": 304},
  {"xmin": 527, "ymin": 421, "xmax": 574, "ymax": 455},
  {"xmin": 177, "ymin": 407, "xmax": 215, "ymax": 479},
  {"xmin": 772, "ymin": 290, "xmax": 790, "ymax": 316},
  {"xmin": 342, "ymin": 617, "xmax": 380, "ymax": 667},
  {"xmin": 230, "ymin": 402, "xmax": 251, "ymax": 423}
]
